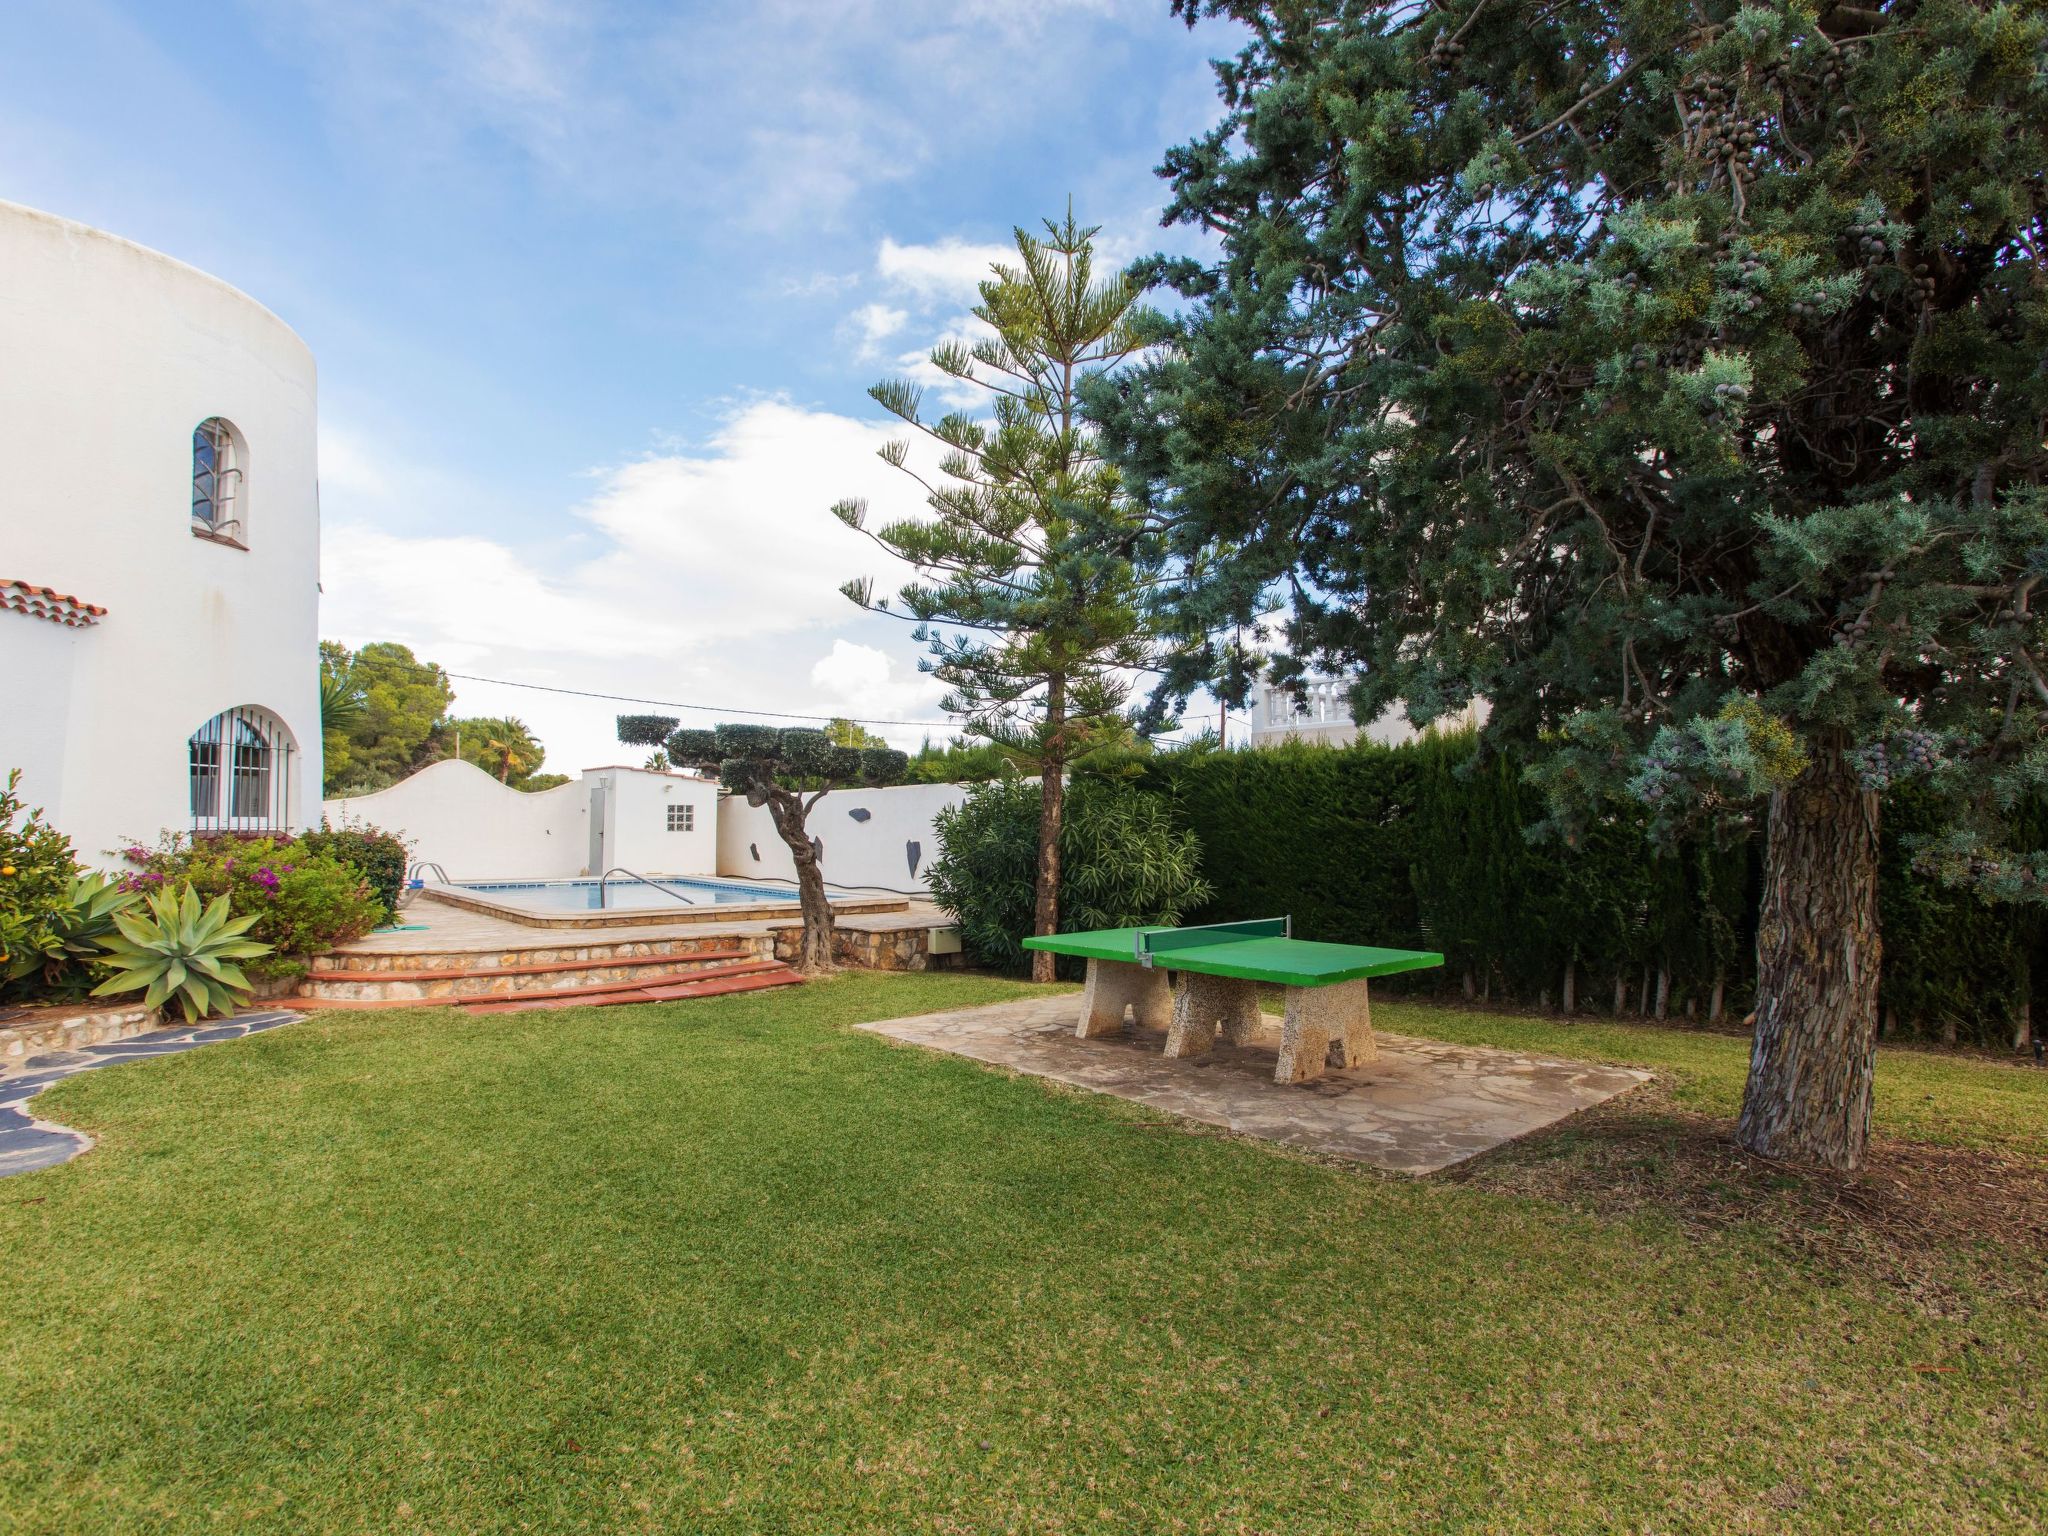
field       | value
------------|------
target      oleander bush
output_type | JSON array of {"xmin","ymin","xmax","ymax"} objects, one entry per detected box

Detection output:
[{"xmin": 929, "ymin": 778, "xmax": 1212, "ymax": 975}]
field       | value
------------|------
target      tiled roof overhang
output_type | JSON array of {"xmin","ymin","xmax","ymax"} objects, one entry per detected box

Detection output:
[{"xmin": 1, "ymin": 580, "xmax": 107, "ymax": 628}]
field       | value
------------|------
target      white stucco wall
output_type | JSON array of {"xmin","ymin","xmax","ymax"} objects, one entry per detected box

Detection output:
[
  {"xmin": 0, "ymin": 201, "xmax": 322, "ymax": 865},
  {"xmin": 321, "ymin": 761, "xmax": 719, "ymax": 882},
  {"xmin": 587, "ymin": 765, "xmax": 721, "ymax": 878},
  {"xmin": 717, "ymin": 780, "xmax": 967, "ymax": 894}
]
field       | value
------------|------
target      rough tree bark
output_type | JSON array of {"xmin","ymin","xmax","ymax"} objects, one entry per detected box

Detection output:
[
  {"xmin": 764, "ymin": 786, "xmax": 834, "ymax": 975},
  {"xmin": 1030, "ymin": 675, "xmax": 1067, "ymax": 985},
  {"xmin": 1737, "ymin": 740, "xmax": 1883, "ymax": 1171}
]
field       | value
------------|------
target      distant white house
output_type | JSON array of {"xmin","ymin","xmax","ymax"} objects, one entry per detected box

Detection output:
[
  {"xmin": 0, "ymin": 201, "xmax": 322, "ymax": 864},
  {"xmin": 1245, "ymin": 674, "xmax": 1486, "ymax": 750}
]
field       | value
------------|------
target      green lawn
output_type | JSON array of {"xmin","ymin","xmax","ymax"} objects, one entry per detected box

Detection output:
[
  {"xmin": 3, "ymin": 973, "xmax": 2042, "ymax": 1534},
  {"xmin": 1368, "ymin": 995, "xmax": 2048, "ymax": 1157}
]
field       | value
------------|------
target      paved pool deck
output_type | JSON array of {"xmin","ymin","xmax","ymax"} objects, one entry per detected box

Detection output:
[
  {"xmin": 858, "ymin": 994, "xmax": 1651, "ymax": 1175},
  {"xmin": 340, "ymin": 894, "xmax": 954, "ymax": 956}
]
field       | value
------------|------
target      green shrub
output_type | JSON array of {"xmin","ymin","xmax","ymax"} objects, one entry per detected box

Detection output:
[
  {"xmin": 0, "ymin": 769, "xmax": 91, "ymax": 1002},
  {"xmin": 929, "ymin": 779, "xmax": 1213, "ymax": 974},
  {"xmin": 122, "ymin": 834, "xmax": 383, "ymax": 981},
  {"xmin": 6, "ymin": 873, "xmax": 141, "ymax": 1002},
  {"xmin": 297, "ymin": 818, "xmax": 412, "ymax": 918}
]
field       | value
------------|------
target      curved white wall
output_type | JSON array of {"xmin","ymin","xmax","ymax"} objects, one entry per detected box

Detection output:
[
  {"xmin": 0, "ymin": 201, "xmax": 321, "ymax": 864},
  {"xmin": 323, "ymin": 760, "xmax": 721, "ymax": 882}
]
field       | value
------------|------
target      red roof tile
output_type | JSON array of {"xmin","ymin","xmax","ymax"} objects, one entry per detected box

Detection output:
[{"xmin": 1, "ymin": 579, "xmax": 107, "ymax": 628}]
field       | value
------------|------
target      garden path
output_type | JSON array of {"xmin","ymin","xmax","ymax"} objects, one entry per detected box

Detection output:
[{"xmin": 0, "ymin": 1011, "xmax": 299, "ymax": 1178}]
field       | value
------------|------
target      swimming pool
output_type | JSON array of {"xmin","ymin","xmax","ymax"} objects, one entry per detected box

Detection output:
[{"xmin": 454, "ymin": 877, "xmax": 796, "ymax": 912}]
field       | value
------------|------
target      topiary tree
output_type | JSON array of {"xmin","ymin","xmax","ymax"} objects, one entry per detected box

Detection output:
[
  {"xmin": 1097, "ymin": 0, "xmax": 2048, "ymax": 1171},
  {"xmin": 621, "ymin": 719, "xmax": 907, "ymax": 973}
]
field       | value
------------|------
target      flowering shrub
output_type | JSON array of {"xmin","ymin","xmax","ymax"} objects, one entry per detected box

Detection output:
[
  {"xmin": 120, "ymin": 833, "xmax": 382, "ymax": 981},
  {"xmin": 295, "ymin": 819, "xmax": 411, "ymax": 917}
]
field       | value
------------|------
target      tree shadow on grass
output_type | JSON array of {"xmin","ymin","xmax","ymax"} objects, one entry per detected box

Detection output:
[{"xmin": 1443, "ymin": 1079, "xmax": 2048, "ymax": 1317}]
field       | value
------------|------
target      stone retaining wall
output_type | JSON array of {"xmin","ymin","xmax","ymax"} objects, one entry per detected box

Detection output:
[{"xmin": 0, "ymin": 1003, "xmax": 158, "ymax": 1070}]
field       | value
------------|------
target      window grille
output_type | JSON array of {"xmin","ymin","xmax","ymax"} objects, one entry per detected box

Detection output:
[
  {"xmin": 189, "ymin": 706, "xmax": 293, "ymax": 834},
  {"xmin": 666, "ymin": 803, "xmax": 694, "ymax": 832},
  {"xmin": 192, "ymin": 418, "xmax": 244, "ymax": 537}
]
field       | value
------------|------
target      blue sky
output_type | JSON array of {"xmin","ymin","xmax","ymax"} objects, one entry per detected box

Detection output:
[{"xmin": 3, "ymin": 0, "xmax": 1240, "ymax": 769}]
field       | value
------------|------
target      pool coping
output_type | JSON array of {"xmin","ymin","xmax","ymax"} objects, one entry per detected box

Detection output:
[{"xmin": 418, "ymin": 884, "xmax": 910, "ymax": 930}]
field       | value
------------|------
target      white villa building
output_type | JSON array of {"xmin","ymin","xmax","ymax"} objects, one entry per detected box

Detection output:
[
  {"xmin": 1245, "ymin": 674, "xmax": 1486, "ymax": 749},
  {"xmin": 0, "ymin": 201, "xmax": 322, "ymax": 864}
]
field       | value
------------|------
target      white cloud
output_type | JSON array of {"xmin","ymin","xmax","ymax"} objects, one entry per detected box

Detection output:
[
  {"xmin": 320, "ymin": 395, "xmax": 953, "ymax": 770},
  {"xmin": 876, "ymin": 235, "xmax": 1011, "ymax": 306},
  {"xmin": 809, "ymin": 639, "xmax": 946, "ymax": 733},
  {"xmin": 843, "ymin": 302, "xmax": 908, "ymax": 360}
]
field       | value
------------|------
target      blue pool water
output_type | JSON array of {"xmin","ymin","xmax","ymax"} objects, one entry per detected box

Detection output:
[{"xmin": 456, "ymin": 878, "xmax": 794, "ymax": 912}]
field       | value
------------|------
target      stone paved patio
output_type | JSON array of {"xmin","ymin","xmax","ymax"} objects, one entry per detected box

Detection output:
[
  {"xmin": 0, "ymin": 1011, "xmax": 299, "ymax": 1179},
  {"xmin": 858, "ymin": 995, "xmax": 1651, "ymax": 1175}
]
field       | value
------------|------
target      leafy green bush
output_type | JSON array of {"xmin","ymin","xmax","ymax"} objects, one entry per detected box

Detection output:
[
  {"xmin": 122, "ymin": 834, "xmax": 383, "ymax": 982},
  {"xmin": 929, "ymin": 779, "xmax": 1213, "ymax": 974},
  {"xmin": 0, "ymin": 770, "xmax": 99, "ymax": 1002},
  {"xmin": 6, "ymin": 873, "xmax": 141, "ymax": 1002},
  {"xmin": 297, "ymin": 818, "xmax": 412, "ymax": 918},
  {"xmin": 91, "ymin": 884, "xmax": 270, "ymax": 1020}
]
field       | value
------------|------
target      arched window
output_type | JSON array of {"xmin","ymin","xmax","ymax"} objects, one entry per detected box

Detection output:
[
  {"xmin": 189, "ymin": 706, "xmax": 295, "ymax": 833},
  {"xmin": 191, "ymin": 417, "xmax": 246, "ymax": 542}
]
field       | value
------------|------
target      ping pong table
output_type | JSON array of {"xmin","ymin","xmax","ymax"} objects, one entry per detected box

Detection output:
[{"xmin": 1022, "ymin": 919, "xmax": 1443, "ymax": 1085}]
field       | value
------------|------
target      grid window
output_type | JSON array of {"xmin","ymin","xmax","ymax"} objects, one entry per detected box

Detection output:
[
  {"xmin": 192, "ymin": 418, "xmax": 245, "ymax": 540},
  {"xmin": 666, "ymin": 803, "xmax": 694, "ymax": 832}
]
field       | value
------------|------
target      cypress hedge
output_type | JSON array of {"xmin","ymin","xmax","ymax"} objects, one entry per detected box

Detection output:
[{"xmin": 1083, "ymin": 735, "xmax": 2036, "ymax": 1047}]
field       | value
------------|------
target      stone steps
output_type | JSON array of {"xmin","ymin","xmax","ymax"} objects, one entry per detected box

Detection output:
[
  {"xmin": 294, "ymin": 947, "xmax": 779, "ymax": 1008},
  {"xmin": 459, "ymin": 963, "xmax": 803, "ymax": 1014},
  {"xmin": 309, "ymin": 932, "xmax": 762, "ymax": 978},
  {"xmin": 295, "ymin": 957, "xmax": 795, "ymax": 1012}
]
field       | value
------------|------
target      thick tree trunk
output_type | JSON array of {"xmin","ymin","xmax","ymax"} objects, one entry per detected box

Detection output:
[
  {"xmin": 765, "ymin": 787, "xmax": 834, "ymax": 975},
  {"xmin": 1736, "ymin": 740, "xmax": 1882, "ymax": 1171},
  {"xmin": 1030, "ymin": 679, "xmax": 1067, "ymax": 985}
]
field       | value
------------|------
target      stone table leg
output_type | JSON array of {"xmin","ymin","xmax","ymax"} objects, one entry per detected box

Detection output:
[
  {"xmin": 1076, "ymin": 958, "xmax": 1174, "ymax": 1039},
  {"xmin": 1164, "ymin": 972, "xmax": 1264, "ymax": 1058},
  {"xmin": 1275, "ymin": 978, "xmax": 1375, "ymax": 1084}
]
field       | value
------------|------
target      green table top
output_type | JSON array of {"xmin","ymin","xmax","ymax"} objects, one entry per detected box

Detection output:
[{"xmin": 1022, "ymin": 927, "xmax": 1444, "ymax": 988}]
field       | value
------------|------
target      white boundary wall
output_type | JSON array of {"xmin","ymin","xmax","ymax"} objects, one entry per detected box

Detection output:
[
  {"xmin": 717, "ymin": 781, "xmax": 967, "ymax": 894},
  {"xmin": 323, "ymin": 760, "xmax": 719, "ymax": 882}
]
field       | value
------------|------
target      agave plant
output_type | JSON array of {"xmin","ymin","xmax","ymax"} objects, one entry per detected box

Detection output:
[
  {"xmin": 3, "ymin": 872, "xmax": 141, "ymax": 995},
  {"xmin": 92, "ymin": 884, "xmax": 272, "ymax": 1020}
]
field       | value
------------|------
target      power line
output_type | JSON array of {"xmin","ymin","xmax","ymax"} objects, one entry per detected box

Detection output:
[{"xmin": 441, "ymin": 671, "xmax": 960, "ymax": 729}]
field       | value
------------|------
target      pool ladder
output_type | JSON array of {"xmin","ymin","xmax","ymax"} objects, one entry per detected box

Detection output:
[
  {"xmin": 597, "ymin": 867, "xmax": 698, "ymax": 907},
  {"xmin": 398, "ymin": 861, "xmax": 452, "ymax": 909}
]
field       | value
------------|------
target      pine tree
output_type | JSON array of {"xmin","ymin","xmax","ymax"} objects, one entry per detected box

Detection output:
[
  {"xmin": 835, "ymin": 210, "xmax": 1174, "ymax": 981},
  {"xmin": 1096, "ymin": 1, "xmax": 2048, "ymax": 1168}
]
